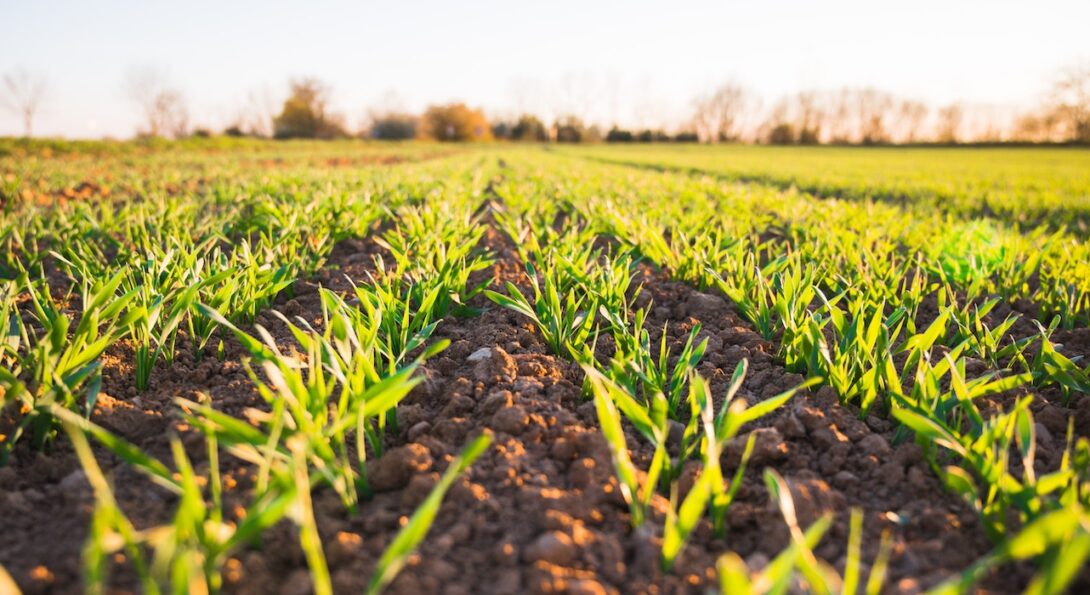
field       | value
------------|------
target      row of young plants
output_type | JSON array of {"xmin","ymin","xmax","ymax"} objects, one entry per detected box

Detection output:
[
  {"xmin": 493, "ymin": 152, "xmax": 1090, "ymax": 592},
  {"xmin": 0, "ymin": 151, "xmax": 501, "ymax": 593},
  {"xmin": 558, "ymin": 144, "xmax": 1090, "ymax": 233},
  {"xmin": 485, "ymin": 183, "xmax": 894, "ymax": 593}
]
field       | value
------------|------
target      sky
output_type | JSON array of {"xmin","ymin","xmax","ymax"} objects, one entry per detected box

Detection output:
[{"xmin": 2, "ymin": 0, "xmax": 1088, "ymax": 138}]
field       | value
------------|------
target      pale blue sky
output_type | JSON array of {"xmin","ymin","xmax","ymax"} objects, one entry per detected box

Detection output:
[{"xmin": 2, "ymin": 0, "xmax": 1088, "ymax": 137}]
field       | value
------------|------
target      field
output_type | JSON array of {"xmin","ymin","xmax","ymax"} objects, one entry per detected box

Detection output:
[{"xmin": 1, "ymin": 139, "xmax": 1090, "ymax": 595}]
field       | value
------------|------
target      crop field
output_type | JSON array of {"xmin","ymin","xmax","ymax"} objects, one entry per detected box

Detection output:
[{"xmin": 1, "ymin": 139, "xmax": 1090, "ymax": 595}]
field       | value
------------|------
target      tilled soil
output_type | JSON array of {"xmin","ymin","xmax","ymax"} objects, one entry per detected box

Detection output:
[{"xmin": 0, "ymin": 222, "xmax": 1081, "ymax": 594}]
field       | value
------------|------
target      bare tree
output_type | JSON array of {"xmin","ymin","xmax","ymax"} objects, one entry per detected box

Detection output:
[
  {"xmin": 1048, "ymin": 63, "xmax": 1090, "ymax": 142},
  {"xmin": 2, "ymin": 68, "xmax": 47, "ymax": 137},
  {"xmin": 691, "ymin": 81, "xmax": 751, "ymax": 142},
  {"xmin": 856, "ymin": 89, "xmax": 893, "ymax": 144},
  {"xmin": 240, "ymin": 84, "xmax": 277, "ymax": 137},
  {"xmin": 123, "ymin": 66, "xmax": 189, "ymax": 138},
  {"xmin": 554, "ymin": 72, "xmax": 600, "ymax": 127},
  {"xmin": 825, "ymin": 88, "xmax": 855, "ymax": 143},
  {"xmin": 793, "ymin": 90, "xmax": 824, "ymax": 144},
  {"xmin": 936, "ymin": 103, "xmax": 963, "ymax": 143},
  {"xmin": 896, "ymin": 100, "xmax": 928, "ymax": 143}
]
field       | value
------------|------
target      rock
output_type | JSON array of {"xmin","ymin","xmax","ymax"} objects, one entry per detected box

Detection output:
[
  {"xmin": 492, "ymin": 406, "xmax": 529, "ymax": 435},
  {"xmin": 467, "ymin": 347, "xmax": 492, "ymax": 361},
  {"xmin": 784, "ymin": 477, "xmax": 845, "ymax": 527},
  {"xmin": 1034, "ymin": 422, "xmax": 1053, "ymax": 448},
  {"xmin": 777, "ymin": 412, "xmax": 806, "ymax": 438},
  {"xmin": 480, "ymin": 390, "xmax": 514, "ymax": 415},
  {"xmin": 832, "ymin": 470, "xmax": 858, "ymax": 488},
  {"xmin": 400, "ymin": 472, "xmax": 439, "ymax": 508},
  {"xmin": 667, "ymin": 420, "xmax": 685, "ymax": 445},
  {"xmin": 857, "ymin": 434, "xmax": 891, "ymax": 457},
  {"xmin": 794, "ymin": 404, "xmax": 827, "ymax": 432},
  {"xmin": 569, "ymin": 458, "xmax": 597, "ymax": 488},
  {"xmin": 551, "ymin": 437, "xmax": 576, "ymax": 461},
  {"xmin": 811, "ymin": 427, "xmax": 848, "ymax": 449},
  {"xmin": 59, "ymin": 470, "xmax": 87, "ymax": 492},
  {"xmin": 893, "ymin": 443, "xmax": 923, "ymax": 466},
  {"xmin": 525, "ymin": 531, "xmax": 577, "ymax": 566},
  {"xmin": 684, "ymin": 292, "xmax": 725, "ymax": 318},
  {"xmin": 327, "ymin": 531, "xmax": 363, "ymax": 566},
  {"xmin": 730, "ymin": 427, "xmax": 787, "ymax": 465},
  {"xmin": 407, "ymin": 421, "xmax": 432, "ymax": 442},
  {"xmin": 744, "ymin": 552, "xmax": 770, "ymax": 571},
  {"xmin": 907, "ymin": 466, "xmax": 929, "ymax": 492},
  {"xmin": 367, "ymin": 444, "xmax": 432, "ymax": 492},
  {"xmin": 1036, "ymin": 405, "xmax": 1068, "ymax": 435},
  {"xmin": 475, "ymin": 347, "xmax": 517, "ymax": 383}
]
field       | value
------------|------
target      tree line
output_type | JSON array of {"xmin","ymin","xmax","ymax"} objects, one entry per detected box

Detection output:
[{"xmin": 2, "ymin": 64, "xmax": 1089, "ymax": 144}]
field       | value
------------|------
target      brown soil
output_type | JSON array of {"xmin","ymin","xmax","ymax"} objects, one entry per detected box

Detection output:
[{"xmin": 0, "ymin": 216, "xmax": 1080, "ymax": 595}]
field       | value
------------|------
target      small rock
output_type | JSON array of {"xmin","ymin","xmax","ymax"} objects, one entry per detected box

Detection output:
[
  {"xmin": 667, "ymin": 420, "xmax": 685, "ymax": 445},
  {"xmin": 832, "ymin": 470, "xmax": 858, "ymax": 488},
  {"xmin": 794, "ymin": 404, "xmax": 827, "ymax": 432},
  {"xmin": 367, "ymin": 444, "xmax": 432, "ymax": 492},
  {"xmin": 1036, "ymin": 405, "xmax": 1068, "ymax": 435},
  {"xmin": 408, "ymin": 421, "xmax": 432, "ymax": 442},
  {"xmin": 784, "ymin": 477, "xmax": 845, "ymax": 527},
  {"xmin": 467, "ymin": 347, "xmax": 492, "ymax": 361},
  {"xmin": 492, "ymin": 406, "xmax": 530, "ymax": 435},
  {"xmin": 738, "ymin": 427, "xmax": 787, "ymax": 465},
  {"xmin": 811, "ymin": 427, "xmax": 848, "ymax": 449},
  {"xmin": 59, "ymin": 470, "xmax": 87, "ymax": 492},
  {"xmin": 569, "ymin": 458, "xmax": 597, "ymax": 488},
  {"xmin": 1034, "ymin": 422, "xmax": 1054, "ymax": 448},
  {"xmin": 480, "ymin": 390, "xmax": 514, "ymax": 415},
  {"xmin": 525, "ymin": 531, "xmax": 577, "ymax": 566},
  {"xmin": 744, "ymin": 552, "xmax": 770, "ymax": 571},
  {"xmin": 858, "ymin": 434, "xmax": 891, "ymax": 457},
  {"xmin": 907, "ymin": 466, "xmax": 929, "ymax": 492},
  {"xmin": 777, "ymin": 413, "xmax": 806, "ymax": 438}
]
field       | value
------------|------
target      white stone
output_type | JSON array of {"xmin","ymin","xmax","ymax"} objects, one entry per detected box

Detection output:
[{"xmin": 467, "ymin": 347, "xmax": 492, "ymax": 361}]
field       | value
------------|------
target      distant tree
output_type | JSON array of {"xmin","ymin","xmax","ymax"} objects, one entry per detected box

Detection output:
[
  {"xmin": 273, "ymin": 78, "xmax": 348, "ymax": 139},
  {"xmin": 368, "ymin": 112, "xmax": 417, "ymax": 140},
  {"xmin": 767, "ymin": 123, "xmax": 796, "ymax": 145},
  {"xmin": 123, "ymin": 66, "xmax": 189, "ymax": 138},
  {"xmin": 691, "ymin": 81, "xmax": 751, "ymax": 142},
  {"xmin": 606, "ymin": 126, "xmax": 634, "ymax": 142},
  {"xmin": 1013, "ymin": 111, "xmax": 1061, "ymax": 143},
  {"xmin": 510, "ymin": 114, "xmax": 548, "ymax": 142},
  {"xmin": 554, "ymin": 116, "xmax": 586, "ymax": 143},
  {"xmin": 491, "ymin": 120, "xmax": 511, "ymax": 140},
  {"xmin": 585, "ymin": 124, "xmax": 604, "ymax": 143},
  {"xmin": 1, "ymin": 68, "xmax": 47, "ymax": 137},
  {"xmin": 419, "ymin": 103, "xmax": 492, "ymax": 141},
  {"xmin": 636, "ymin": 129, "xmax": 670, "ymax": 143},
  {"xmin": 936, "ymin": 103, "xmax": 963, "ymax": 143},
  {"xmin": 673, "ymin": 130, "xmax": 699, "ymax": 143}
]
